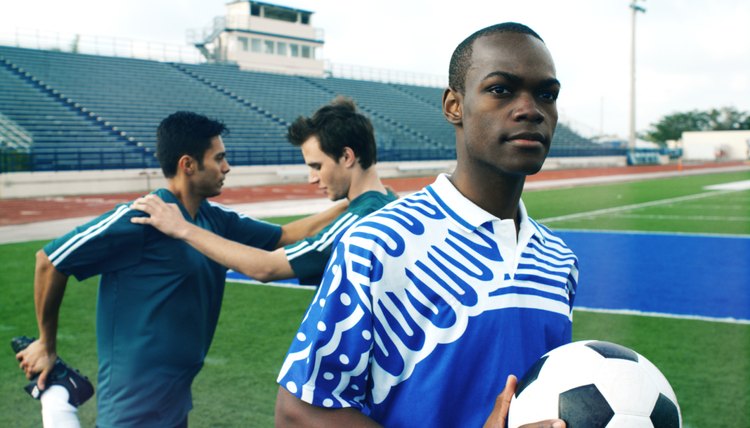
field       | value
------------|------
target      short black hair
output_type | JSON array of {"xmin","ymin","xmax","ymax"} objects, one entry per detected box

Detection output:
[
  {"xmin": 156, "ymin": 111, "xmax": 228, "ymax": 178},
  {"xmin": 287, "ymin": 97, "xmax": 377, "ymax": 169},
  {"xmin": 448, "ymin": 22, "xmax": 544, "ymax": 94}
]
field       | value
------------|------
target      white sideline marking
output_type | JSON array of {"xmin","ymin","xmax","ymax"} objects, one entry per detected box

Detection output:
[
  {"xmin": 610, "ymin": 214, "xmax": 750, "ymax": 222},
  {"xmin": 575, "ymin": 307, "xmax": 750, "ymax": 325},
  {"xmin": 233, "ymin": 285, "xmax": 750, "ymax": 325},
  {"xmin": 704, "ymin": 180, "xmax": 750, "ymax": 191},
  {"xmin": 228, "ymin": 278, "xmax": 316, "ymax": 290},
  {"xmin": 539, "ymin": 190, "xmax": 734, "ymax": 224}
]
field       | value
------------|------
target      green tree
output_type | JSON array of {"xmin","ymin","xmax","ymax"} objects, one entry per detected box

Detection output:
[
  {"xmin": 704, "ymin": 107, "xmax": 750, "ymax": 131},
  {"xmin": 645, "ymin": 107, "xmax": 750, "ymax": 144}
]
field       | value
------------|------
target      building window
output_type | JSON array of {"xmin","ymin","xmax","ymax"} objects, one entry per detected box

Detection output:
[
  {"xmin": 301, "ymin": 45, "xmax": 311, "ymax": 58},
  {"xmin": 251, "ymin": 38, "xmax": 262, "ymax": 53},
  {"xmin": 250, "ymin": 3, "xmax": 261, "ymax": 16},
  {"xmin": 290, "ymin": 44, "xmax": 299, "ymax": 57},
  {"xmin": 265, "ymin": 7, "xmax": 297, "ymax": 23},
  {"xmin": 264, "ymin": 40, "xmax": 275, "ymax": 54},
  {"xmin": 277, "ymin": 42, "xmax": 287, "ymax": 56},
  {"xmin": 238, "ymin": 37, "xmax": 249, "ymax": 51}
]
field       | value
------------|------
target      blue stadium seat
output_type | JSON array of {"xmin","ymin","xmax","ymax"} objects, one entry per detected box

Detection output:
[{"xmin": 0, "ymin": 45, "xmax": 617, "ymax": 172}]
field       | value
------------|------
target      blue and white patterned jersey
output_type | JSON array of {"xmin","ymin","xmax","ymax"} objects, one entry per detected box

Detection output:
[{"xmin": 278, "ymin": 174, "xmax": 578, "ymax": 427}]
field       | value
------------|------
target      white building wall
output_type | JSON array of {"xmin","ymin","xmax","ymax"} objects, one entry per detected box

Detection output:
[
  {"xmin": 223, "ymin": 32, "xmax": 324, "ymax": 76},
  {"xmin": 230, "ymin": 15, "xmax": 319, "ymax": 40},
  {"xmin": 216, "ymin": 1, "xmax": 325, "ymax": 76},
  {"xmin": 681, "ymin": 130, "xmax": 750, "ymax": 161}
]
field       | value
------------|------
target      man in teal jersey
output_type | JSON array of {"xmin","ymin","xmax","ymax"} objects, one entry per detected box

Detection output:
[
  {"xmin": 15, "ymin": 111, "xmax": 344, "ymax": 427},
  {"xmin": 131, "ymin": 98, "xmax": 397, "ymax": 286}
]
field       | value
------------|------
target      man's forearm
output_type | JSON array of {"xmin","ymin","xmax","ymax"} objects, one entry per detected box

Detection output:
[
  {"xmin": 33, "ymin": 250, "xmax": 68, "ymax": 352},
  {"xmin": 279, "ymin": 200, "xmax": 348, "ymax": 246},
  {"xmin": 181, "ymin": 224, "xmax": 294, "ymax": 282}
]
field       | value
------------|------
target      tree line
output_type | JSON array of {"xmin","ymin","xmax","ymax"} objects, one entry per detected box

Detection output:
[{"xmin": 645, "ymin": 107, "xmax": 750, "ymax": 144}]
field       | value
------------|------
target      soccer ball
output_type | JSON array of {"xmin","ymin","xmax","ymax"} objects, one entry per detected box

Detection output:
[{"xmin": 508, "ymin": 340, "xmax": 681, "ymax": 428}]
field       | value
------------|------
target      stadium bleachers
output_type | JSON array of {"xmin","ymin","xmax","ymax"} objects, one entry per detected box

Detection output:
[
  {"xmin": 0, "ymin": 111, "xmax": 32, "ymax": 152},
  {"xmin": 0, "ymin": 45, "xmax": 619, "ymax": 171},
  {"xmin": 0, "ymin": 56, "xmax": 144, "ymax": 170}
]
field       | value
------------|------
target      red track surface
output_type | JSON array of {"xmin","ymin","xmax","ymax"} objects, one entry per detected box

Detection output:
[{"xmin": 0, "ymin": 162, "xmax": 744, "ymax": 226}]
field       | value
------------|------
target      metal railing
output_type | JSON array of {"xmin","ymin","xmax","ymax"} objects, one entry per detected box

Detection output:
[
  {"xmin": 0, "ymin": 27, "xmax": 447, "ymax": 88},
  {"xmin": 326, "ymin": 62, "xmax": 446, "ymax": 88},
  {"xmin": 0, "ymin": 112, "xmax": 33, "ymax": 152},
  {"xmin": 0, "ymin": 28, "xmax": 204, "ymax": 64},
  {"xmin": 1, "ymin": 145, "xmax": 634, "ymax": 173}
]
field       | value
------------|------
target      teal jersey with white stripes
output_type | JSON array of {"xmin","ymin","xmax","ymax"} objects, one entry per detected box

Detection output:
[
  {"xmin": 284, "ymin": 190, "xmax": 398, "ymax": 285},
  {"xmin": 44, "ymin": 188, "xmax": 281, "ymax": 428}
]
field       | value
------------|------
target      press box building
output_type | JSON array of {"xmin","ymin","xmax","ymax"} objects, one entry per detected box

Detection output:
[{"xmin": 190, "ymin": 1, "xmax": 325, "ymax": 76}]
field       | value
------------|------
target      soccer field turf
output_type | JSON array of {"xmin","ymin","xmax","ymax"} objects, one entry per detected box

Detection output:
[{"xmin": 1, "ymin": 169, "xmax": 748, "ymax": 427}]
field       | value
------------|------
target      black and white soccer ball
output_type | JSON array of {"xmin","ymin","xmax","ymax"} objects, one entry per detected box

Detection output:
[{"xmin": 508, "ymin": 340, "xmax": 681, "ymax": 428}]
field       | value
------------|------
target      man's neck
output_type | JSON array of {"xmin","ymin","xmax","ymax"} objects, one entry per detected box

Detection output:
[
  {"xmin": 449, "ymin": 167, "xmax": 525, "ymax": 225},
  {"xmin": 347, "ymin": 168, "xmax": 387, "ymax": 201},
  {"xmin": 167, "ymin": 180, "xmax": 203, "ymax": 219}
]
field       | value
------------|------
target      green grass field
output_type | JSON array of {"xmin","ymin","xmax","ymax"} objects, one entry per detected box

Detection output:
[{"xmin": 1, "ymin": 169, "xmax": 748, "ymax": 427}]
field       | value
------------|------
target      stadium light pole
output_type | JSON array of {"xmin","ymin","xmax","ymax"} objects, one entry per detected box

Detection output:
[{"xmin": 629, "ymin": 0, "xmax": 646, "ymax": 154}]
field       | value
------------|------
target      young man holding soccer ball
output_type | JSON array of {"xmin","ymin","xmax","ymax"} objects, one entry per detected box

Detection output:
[{"xmin": 275, "ymin": 22, "xmax": 577, "ymax": 427}]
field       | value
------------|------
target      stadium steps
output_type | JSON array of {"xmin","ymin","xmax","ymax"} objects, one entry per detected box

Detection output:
[
  {"xmin": 0, "ymin": 45, "xmax": 616, "ymax": 171},
  {"xmin": 170, "ymin": 63, "xmax": 291, "ymax": 127},
  {"xmin": 175, "ymin": 63, "xmax": 439, "ymax": 158},
  {"xmin": 0, "ymin": 56, "xmax": 150, "ymax": 147},
  {"xmin": 0, "ymin": 56, "xmax": 153, "ymax": 170},
  {"xmin": 298, "ymin": 76, "xmax": 447, "ymax": 153},
  {"xmin": 0, "ymin": 111, "xmax": 33, "ymax": 152},
  {"xmin": 168, "ymin": 63, "xmax": 301, "ymax": 164},
  {"xmin": 390, "ymin": 84, "xmax": 444, "ymax": 106},
  {"xmin": 0, "ymin": 46, "xmax": 295, "ymax": 166},
  {"xmin": 175, "ymin": 63, "xmax": 332, "ymax": 123}
]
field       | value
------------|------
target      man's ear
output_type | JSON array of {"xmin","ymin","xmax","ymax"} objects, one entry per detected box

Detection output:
[
  {"xmin": 443, "ymin": 87, "xmax": 463, "ymax": 125},
  {"xmin": 341, "ymin": 147, "xmax": 357, "ymax": 168},
  {"xmin": 178, "ymin": 155, "xmax": 196, "ymax": 176}
]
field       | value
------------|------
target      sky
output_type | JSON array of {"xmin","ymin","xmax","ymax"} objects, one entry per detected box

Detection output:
[{"xmin": 1, "ymin": 0, "xmax": 749, "ymax": 139}]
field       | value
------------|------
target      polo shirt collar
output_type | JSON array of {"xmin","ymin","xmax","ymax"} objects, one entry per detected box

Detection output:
[{"xmin": 426, "ymin": 174, "xmax": 544, "ymax": 242}]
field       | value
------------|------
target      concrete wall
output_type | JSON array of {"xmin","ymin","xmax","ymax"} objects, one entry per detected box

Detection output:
[
  {"xmin": 0, "ymin": 157, "xmax": 626, "ymax": 199},
  {"xmin": 682, "ymin": 130, "xmax": 750, "ymax": 161}
]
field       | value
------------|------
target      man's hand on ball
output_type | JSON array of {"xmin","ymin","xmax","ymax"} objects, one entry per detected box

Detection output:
[{"xmin": 483, "ymin": 375, "xmax": 565, "ymax": 428}]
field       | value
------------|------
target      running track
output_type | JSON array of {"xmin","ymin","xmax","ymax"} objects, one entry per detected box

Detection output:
[
  {"xmin": 2, "ymin": 162, "xmax": 748, "ymax": 323},
  {"xmin": 0, "ymin": 162, "xmax": 745, "ymax": 226}
]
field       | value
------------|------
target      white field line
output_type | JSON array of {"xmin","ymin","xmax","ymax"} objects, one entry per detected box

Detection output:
[
  {"xmin": 539, "ymin": 189, "xmax": 736, "ymax": 224},
  {"xmin": 228, "ymin": 277, "xmax": 316, "ymax": 290},
  {"xmin": 525, "ymin": 164, "xmax": 750, "ymax": 190},
  {"xmin": 669, "ymin": 202, "xmax": 749, "ymax": 210},
  {"xmin": 575, "ymin": 307, "xmax": 750, "ymax": 325},
  {"xmin": 704, "ymin": 179, "xmax": 750, "ymax": 191},
  {"xmin": 609, "ymin": 214, "xmax": 750, "ymax": 222},
  {"xmin": 229, "ymin": 283, "xmax": 750, "ymax": 325}
]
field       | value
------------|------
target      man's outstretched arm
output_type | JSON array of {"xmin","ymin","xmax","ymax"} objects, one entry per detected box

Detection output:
[
  {"xmin": 130, "ymin": 194, "xmax": 342, "ymax": 282},
  {"xmin": 277, "ymin": 200, "xmax": 348, "ymax": 247},
  {"xmin": 16, "ymin": 250, "xmax": 69, "ymax": 391}
]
